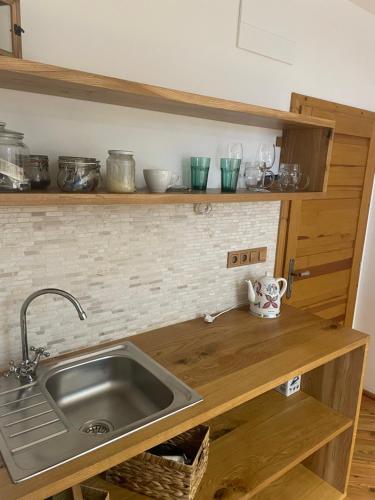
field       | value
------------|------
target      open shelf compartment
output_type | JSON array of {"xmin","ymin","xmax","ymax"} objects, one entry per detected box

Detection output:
[
  {"xmin": 0, "ymin": 57, "xmax": 335, "ymax": 204},
  {"xmin": 83, "ymin": 390, "xmax": 351, "ymax": 499}
]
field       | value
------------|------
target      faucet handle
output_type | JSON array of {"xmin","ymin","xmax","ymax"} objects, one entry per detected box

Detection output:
[
  {"xmin": 3, "ymin": 360, "xmax": 19, "ymax": 379},
  {"xmin": 30, "ymin": 346, "xmax": 50, "ymax": 358}
]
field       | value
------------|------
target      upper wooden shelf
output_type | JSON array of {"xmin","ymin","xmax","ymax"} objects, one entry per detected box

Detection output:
[
  {"xmin": 0, "ymin": 57, "xmax": 335, "ymax": 131},
  {"xmin": 0, "ymin": 188, "xmax": 332, "ymax": 206}
]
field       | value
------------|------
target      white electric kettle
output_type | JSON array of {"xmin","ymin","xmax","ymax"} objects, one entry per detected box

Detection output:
[{"xmin": 245, "ymin": 273, "xmax": 288, "ymax": 319}]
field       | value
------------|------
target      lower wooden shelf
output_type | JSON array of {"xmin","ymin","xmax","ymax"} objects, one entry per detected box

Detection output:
[
  {"xmin": 253, "ymin": 464, "xmax": 343, "ymax": 500},
  {"xmin": 197, "ymin": 390, "xmax": 351, "ymax": 499},
  {"xmin": 83, "ymin": 390, "xmax": 352, "ymax": 499},
  {"xmin": 84, "ymin": 464, "xmax": 344, "ymax": 500}
]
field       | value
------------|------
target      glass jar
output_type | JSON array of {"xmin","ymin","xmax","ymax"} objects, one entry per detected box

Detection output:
[
  {"xmin": 25, "ymin": 155, "xmax": 51, "ymax": 190},
  {"xmin": 0, "ymin": 129, "xmax": 30, "ymax": 192},
  {"xmin": 57, "ymin": 157, "xmax": 101, "ymax": 193},
  {"xmin": 106, "ymin": 150, "xmax": 136, "ymax": 193}
]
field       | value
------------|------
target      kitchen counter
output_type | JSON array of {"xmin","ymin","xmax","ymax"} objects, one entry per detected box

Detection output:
[{"xmin": 0, "ymin": 305, "xmax": 368, "ymax": 499}]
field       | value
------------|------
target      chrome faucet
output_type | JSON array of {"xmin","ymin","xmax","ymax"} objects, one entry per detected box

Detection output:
[{"xmin": 4, "ymin": 288, "xmax": 87, "ymax": 384}]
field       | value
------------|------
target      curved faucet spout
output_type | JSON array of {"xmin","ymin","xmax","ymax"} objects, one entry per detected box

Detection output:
[{"xmin": 20, "ymin": 288, "xmax": 87, "ymax": 364}]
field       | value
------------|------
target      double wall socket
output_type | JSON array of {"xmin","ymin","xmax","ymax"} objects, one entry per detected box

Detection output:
[{"xmin": 227, "ymin": 247, "xmax": 267, "ymax": 268}]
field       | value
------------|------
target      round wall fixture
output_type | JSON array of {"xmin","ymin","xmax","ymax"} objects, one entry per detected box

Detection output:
[{"xmin": 194, "ymin": 203, "xmax": 212, "ymax": 215}]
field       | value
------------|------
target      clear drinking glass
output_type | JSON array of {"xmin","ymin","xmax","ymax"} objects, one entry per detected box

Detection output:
[
  {"xmin": 290, "ymin": 164, "xmax": 310, "ymax": 191},
  {"xmin": 227, "ymin": 143, "xmax": 243, "ymax": 161},
  {"xmin": 245, "ymin": 162, "xmax": 274, "ymax": 192},
  {"xmin": 278, "ymin": 163, "xmax": 310, "ymax": 192}
]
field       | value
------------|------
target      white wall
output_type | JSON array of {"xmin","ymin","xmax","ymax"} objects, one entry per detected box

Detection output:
[
  {"xmin": 354, "ymin": 184, "xmax": 375, "ymax": 393},
  {"xmin": 1, "ymin": 0, "xmax": 375, "ymax": 380}
]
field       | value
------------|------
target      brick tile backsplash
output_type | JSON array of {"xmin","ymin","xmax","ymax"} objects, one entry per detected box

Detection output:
[{"xmin": 0, "ymin": 202, "xmax": 280, "ymax": 368}]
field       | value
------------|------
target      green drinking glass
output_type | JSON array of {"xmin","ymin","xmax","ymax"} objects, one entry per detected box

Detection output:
[
  {"xmin": 220, "ymin": 158, "xmax": 241, "ymax": 193},
  {"xmin": 191, "ymin": 157, "xmax": 211, "ymax": 190}
]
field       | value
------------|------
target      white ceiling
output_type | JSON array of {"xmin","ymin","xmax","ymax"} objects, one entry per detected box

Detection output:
[{"xmin": 349, "ymin": 0, "xmax": 375, "ymax": 15}]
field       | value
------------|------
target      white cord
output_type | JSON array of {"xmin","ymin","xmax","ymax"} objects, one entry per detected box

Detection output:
[{"xmin": 203, "ymin": 303, "xmax": 247, "ymax": 323}]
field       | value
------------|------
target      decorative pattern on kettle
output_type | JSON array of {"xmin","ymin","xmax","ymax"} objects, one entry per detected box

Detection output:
[
  {"xmin": 262, "ymin": 282, "xmax": 279, "ymax": 309},
  {"xmin": 245, "ymin": 274, "xmax": 288, "ymax": 319}
]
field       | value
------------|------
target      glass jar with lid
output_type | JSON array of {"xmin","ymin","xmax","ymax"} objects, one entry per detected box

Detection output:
[
  {"xmin": 106, "ymin": 150, "xmax": 136, "ymax": 193},
  {"xmin": 57, "ymin": 157, "xmax": 101, "ymax": 193},
  {"xmin": 25, "ymin": 155, "xmax": 51, "ymax": 190},
  {"xmin": 0, "ymin": 126, "xmax": 30, "ymax": 192}
]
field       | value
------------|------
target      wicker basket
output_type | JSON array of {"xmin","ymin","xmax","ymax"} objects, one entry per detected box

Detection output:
[{"xmin": 106, "ymin": 425, "xmax": 209, "ymax": 500}]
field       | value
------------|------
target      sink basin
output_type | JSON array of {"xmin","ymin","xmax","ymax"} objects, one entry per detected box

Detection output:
[
  {"xmin": 45, "ymin": 355, "xmax": 175, "ymax": 433},
  {"xmin": 0, "ymin": 342, "xmax": 202, "ymax": 482}
]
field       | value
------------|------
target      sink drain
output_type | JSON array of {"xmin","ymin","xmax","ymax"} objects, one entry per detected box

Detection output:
[{"xmin": 79, "ymin": 419, "xmax": 114, "ymax": 435}]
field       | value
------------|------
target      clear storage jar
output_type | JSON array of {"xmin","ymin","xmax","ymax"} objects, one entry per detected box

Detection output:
[
  {"xmin": 0, "ymin": 129, "xmax": 30, "ymax": 192},
  {"xmin": 106, "ymin": 150, "xmax": 136, "ymax": 193},
  {"xmin": 25, "ymin": 155, "xmax": 51, "ymax": 190},
  {"xmin": 57, "ymin": 157, "xmax": 101, "ymax": 193}
]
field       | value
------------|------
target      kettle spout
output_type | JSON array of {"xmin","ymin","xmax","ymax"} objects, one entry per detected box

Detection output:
[{"xmin": 245, "ymin": 279, "xmax": 256, "ymax": 303}]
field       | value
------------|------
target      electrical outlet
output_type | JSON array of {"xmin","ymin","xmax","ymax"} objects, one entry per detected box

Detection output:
[{"xmin": 227, "ymin": 247, "xmax": 267, "ymax": 268}]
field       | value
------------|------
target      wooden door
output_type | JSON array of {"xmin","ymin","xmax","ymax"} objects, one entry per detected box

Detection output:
[{"xmin": 276, "ymin": 94, "xmax": 375, "ymax": 326}]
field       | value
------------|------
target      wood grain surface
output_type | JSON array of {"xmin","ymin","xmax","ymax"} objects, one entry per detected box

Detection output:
[
  {"xmin": 0, "ymin": 188, "xmax": 340, "ymax": 207},
  {"xmin": 278, "ymin": 94, "xmax": 375, "ymax": 326},
  {"xmin": 0, "ymin": 306, "xmax": 367, "ymax": 499},
  {"xmin": 347, "ymin": 395, "xmax": 375, "ymax": 499},
  {"xmin": 0, "ymin": 57, "xmax": 334, "ymax": 132}
]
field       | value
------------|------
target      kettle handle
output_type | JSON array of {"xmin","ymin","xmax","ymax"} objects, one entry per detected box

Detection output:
[{"xmin": 277, "ymin": 278, "xmax": 288, "ymax": 299}]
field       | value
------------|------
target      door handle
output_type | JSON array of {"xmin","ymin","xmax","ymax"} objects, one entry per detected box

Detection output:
[
  {"xmin": 286, "ymin": 259, "xmax": 311, "ymax": 299},
  {"xmin": 292, "ymin": 270, "xmax": 311, "ymax": 278}
]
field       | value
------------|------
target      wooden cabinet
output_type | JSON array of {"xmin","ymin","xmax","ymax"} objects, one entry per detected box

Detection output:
[
  {"xmin": 0, "ymin": 306, "xmax": 367, "ymax": 499},
  {"xmin": 277, "ymin": 94, "xmax": 375, "ymax": 327},
  {"xmin": 0, "ymin": 57, "xmax": 335, "ymax": 206}
]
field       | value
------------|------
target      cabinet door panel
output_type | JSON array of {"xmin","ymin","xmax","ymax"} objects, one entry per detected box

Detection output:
[{"xmin": 278, "ymin": 94, "xmax": 375, "ymax": 326}]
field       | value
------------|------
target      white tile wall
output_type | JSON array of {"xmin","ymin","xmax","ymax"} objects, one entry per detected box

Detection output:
[{"xmin": 0, "ymin": 202, "xmax": 280, "ymax": 369}]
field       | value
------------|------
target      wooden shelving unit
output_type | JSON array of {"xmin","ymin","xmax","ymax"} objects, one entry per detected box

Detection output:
[
  {"xmin": 88, "ymin": 390, "xmax": 350, "ymax": 499},
  {"xmin": 0, "ymin": 57, "xmax": 336, "ymax": 206},
  {"xmin": 0, "ymin": 307, "xmax": 365, "ymax": 500}
]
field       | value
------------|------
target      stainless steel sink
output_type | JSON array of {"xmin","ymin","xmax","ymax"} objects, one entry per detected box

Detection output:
[{"xmin": 0, "ymin": 343, "xmax": 202, "ymax": 482}]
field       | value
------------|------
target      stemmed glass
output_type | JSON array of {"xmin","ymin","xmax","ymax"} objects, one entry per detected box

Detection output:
[
  {"xmin": 228, "ymin": 143, "xmax": 243, "ymax": 162},
  {"xmin": 256, "ymin": 143, "xmax": 275, "ymax": 191}
]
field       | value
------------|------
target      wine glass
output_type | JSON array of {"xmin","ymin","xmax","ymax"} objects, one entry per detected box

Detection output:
[
  {"xmin": 256, "ymin": 143, "xmax": 275, "ymax": 190},
  {"xmin": 228, "ymin": 143, "xmax": 243, "ymax": 161}
]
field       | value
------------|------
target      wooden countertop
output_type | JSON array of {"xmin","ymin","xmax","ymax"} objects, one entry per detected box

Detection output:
[{"xmin": 0, "ymin": 306, "xmax": 368, "ymax": 499}]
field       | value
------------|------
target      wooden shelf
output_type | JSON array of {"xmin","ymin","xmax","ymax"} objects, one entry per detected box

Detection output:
[
  {"xmin": 197, "ymin": 390, "xmax": 351, "ymax": 499},
  {"xmin": 0, "ymin": 188, "xmax": 332, "ymax": 206},
  {"xmin": 254, "ymin": 465, "xmax": 344, "ymax": 500},
  {"xmin": 83, "ymin": 465, "xmax": 344, "ymax": 500},
  {"xmin": 0, "ymin": 58, "xmax": 335, "ymax": 203},
  {"xmin": 0, "ymin": 57, "xmax": 335, "ymax": 131},
  {"xmin": 82, "ymin": 391, "xmax": 350, "ymax": 499}
]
